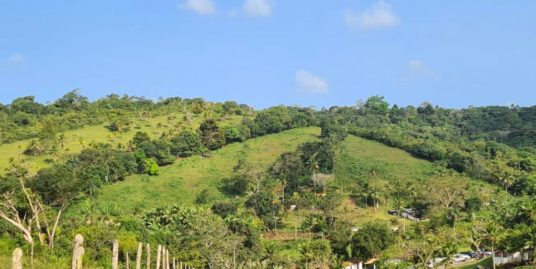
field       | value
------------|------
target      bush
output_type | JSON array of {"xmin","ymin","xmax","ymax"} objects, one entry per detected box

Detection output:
[
  {"xmin": 170, "ymin": 130, "xmax": 204, "ymax": 157},
  {"xmin": 211, "ymin": 201, "xmax": 238, "ymax": 218},
  {"xmin": 144, "ymin": 159, "xmax": 160, "ymax": 175}
]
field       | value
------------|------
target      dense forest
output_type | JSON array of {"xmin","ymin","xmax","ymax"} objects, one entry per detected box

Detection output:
[{"xmin": 0, "ymin": 92, "xmax": 534, "ymax": 268}]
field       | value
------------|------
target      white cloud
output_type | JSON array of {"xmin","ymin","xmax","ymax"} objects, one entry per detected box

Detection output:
[
  {"xmin": 408, "ymin": 60, "xmax": 435, "ymax": 78},
  {"xmin": 344, "ymin": 1, "xmax": 399, "ymax": 30},
  {"xmin": 8, "ymin": 53, "xmax": 25, "ymax": 63},
  {"xmin": 295, "ymin": 70, "xmax": 328, "ymax": 94},
  {"xmin": 182, "ymin": 0, "xmax": 216, "ymax": 15},
  {"xmin": 244, "ymin": 0, "xmax": 272, "ymax": 17}
]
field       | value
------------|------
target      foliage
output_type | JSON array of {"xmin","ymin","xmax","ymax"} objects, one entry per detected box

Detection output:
[
  {"xmin": 350, "ymin": 220, "xmax": 395, "ymax": 259},
  {"xmin": 198, "ymin": 119, "xmax": 226, "ymax": 150},
  {"xmin": 170, "ymin": 130, "xmax": 204, "ymax": 157}
]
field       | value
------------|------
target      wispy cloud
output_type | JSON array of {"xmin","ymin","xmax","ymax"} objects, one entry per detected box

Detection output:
[
  {"xmin": 344, "ymin": 1, "xmax": 399, "ymax": 30},
  {"xmin": 408, "ymin": 60, "xmax": 436, "ymax": 78},
  {"xmin": 295, "ymin": 70, "xmax": 329, "ymax": 94},
  {"xmin": 244, "ymin": 0, "xmax": 272, "ymax": 17},
  {"xmin": 8, "ymin": 53, "xmax": 25, "ymax": 64},
  {"xmin": 181, "ymin": 0, "xmax": 216, "ymax": 15}
]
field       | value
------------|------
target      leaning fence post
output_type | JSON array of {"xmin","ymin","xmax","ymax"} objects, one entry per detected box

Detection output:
[
  {"xmin": 112, "ymin": 239, "xmax": 119, "ymax": 269},
  {"xmin": 136, "ymin": 242, "xmax": 142, "ymax": 269},
  {"xmin": 156, "ymin": 245, "xmax": 162, "ymax": 269},
  {"xmin": 72, "ymin": 234, "xmax": 85, "ymax": 269},
  {"xmin": 146, "ymin": 244, "xmax": 151, "ymax": 269},
  {"xmin": 11, "ymin": 248, "xmax": 23, "ymax": 269}
]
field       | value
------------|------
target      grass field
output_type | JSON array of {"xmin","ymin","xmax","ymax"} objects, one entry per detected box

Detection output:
[
  {"xmin": 0, "ymin": 114, "xmax": 242, "ymax": 174},
  {"xmin": 68, "ymin": 127, "xmax": 321, "ymax": 216},
  {"xmin": 334, "ymin": 134, "xmax": 438, "ymax": 187}
]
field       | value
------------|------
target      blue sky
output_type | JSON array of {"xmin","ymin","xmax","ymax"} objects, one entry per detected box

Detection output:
[{"xmin": 1, "ymin": 1, "xmax": 535, "ymax": 109}]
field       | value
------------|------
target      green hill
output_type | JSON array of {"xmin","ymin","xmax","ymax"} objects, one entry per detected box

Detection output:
[
  {"xmin": 80, "ymin": 130, "xmax": 494, "ymax": 220},
  {"xmin": 0, "ymin": 114, "xmax": 243, "ymax": 174},
  {"xmin": 71, "ymin": 127, "xmax": 321, "ymax": 215}
]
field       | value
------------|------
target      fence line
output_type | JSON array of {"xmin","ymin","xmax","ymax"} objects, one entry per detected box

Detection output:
[{"xmin": 10, "ymin": 234, "xmax": 195, "ymax": 269}]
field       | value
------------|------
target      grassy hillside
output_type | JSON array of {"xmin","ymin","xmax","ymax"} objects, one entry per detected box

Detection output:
[
  {"xmin": 3, "ymin": 132, "xmax": 506, "ymax": 267},
  {"xmin": 280, "ymin": 134, "xmax": 493, "ymax": 232},
  {"xmin": 0, "ymin": 114, "xmax": 243, "ymax": 174},
  {"xmin": 335, "ymin": 135, "xmax": 436, "ymax": 187},
  {"xmin": 71, "ymin": 127, "xmax": 321, "ymax": 215}
]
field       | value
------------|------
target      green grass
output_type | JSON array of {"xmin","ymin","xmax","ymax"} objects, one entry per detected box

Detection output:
[
  {"xmin": 69, "ymin": 127, "xmax": 321, "ymax": 215},
  {"xmin": 0, "ymin": 256, "xmax": 93, "ymax": 269},
  {"xmin": 279, "ymin": 135, "xmax": 431, "ymax": 233},
  {"xmin": 0, "ymin": 114, "xmax": 242, "ymax": 174},
  {"xmin": 335, "ymin": 135, "xmax": 437, "ymax": 187},
  {"xmin": 458, "ymin": 257, "xmax": 493, "ymax": 269}
]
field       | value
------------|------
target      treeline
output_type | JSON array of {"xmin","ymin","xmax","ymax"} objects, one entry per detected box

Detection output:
[
  {"xmin": 324, "ymin": 96, "xmax": 536, "ymax": 196},
  {"xmin": 0, "ymin": 90, "xmax": 252, "ymax": 144}
]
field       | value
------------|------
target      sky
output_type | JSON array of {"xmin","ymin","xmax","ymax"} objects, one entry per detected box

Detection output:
[{"xmin": 1, "ymin": 0, "xmax": 535, "ymax": 109}]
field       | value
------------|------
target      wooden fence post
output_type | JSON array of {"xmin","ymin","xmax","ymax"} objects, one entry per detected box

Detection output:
[
  {"xmin": 126, "ymin": 252, "xmax": 130, "ymax": 269},
  {"xmin": 165, "ymin": 249, "xmax": 169, "ymax": 269},
  {"xmin": 156, "ymin": 245, "xmax": 162, "ymax": 269},
  {"xmin": 72, "ymin": 234, "xmax": 85, "ymax": 269},
  {"xmin": 136, "ymin": 242, "xmax": 142, "ymax": 269},
  {"xmin": 11, "ymin": 248, "xmax": 23, "ymax": 269},
  {"xmin": 112, "ymin": 239, "xmax": 119, "ymax": 269},
  {"xmin": 162, "ymin": 248, "xmax": 166, "ymax": 269},
  {"xmin": 146, "ymin": 244, "xmax": 151, "ymax": 269}
]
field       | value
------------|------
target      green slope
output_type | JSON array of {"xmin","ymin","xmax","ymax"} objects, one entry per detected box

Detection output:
[
  {"xmin": 335, "ymin": 134, "xmax": 437, "ymax": 187},
  {"xmin": 76, "ymin": 127, "xmax": 321, "ymax": 215},
  {"xmin": 282, "ymin": 134, "xmax": 491, "ymax": 232},
  {"xmin": 0, "ymin": 114, "xmax": 243, "ymax": 174}
]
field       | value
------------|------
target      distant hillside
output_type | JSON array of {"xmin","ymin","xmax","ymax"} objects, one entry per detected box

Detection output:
[
  {"xmin": 0, "ymin": 113, "xmax": 243, "ymax": 173},
  {"xmin": 70, "ymin": 127, "xmax": 321, "ymax": 215}
]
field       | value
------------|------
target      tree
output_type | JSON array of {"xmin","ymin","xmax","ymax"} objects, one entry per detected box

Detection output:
[
  {"xmin": 223, "ymin": 126, "xmax": 242, "ymax": 143},
  {"xmin": 350, "ymin": 221, "xmax": 395, "ymax": 259},
  {"xmin": 24, "ymin": 139, "xmax": 44, "ymax": 156},
  {"xmin": 170, "ymin": 130, "xmax": 204, "ymax": 157},
  {"xmin": 131, "ymin": 131, "xmax": 151, "ymax": 149},
  {"xmin": 211, "ymin": 201, "xmax": 237, "ymax": 218},
  {"xmin": 403, "ymin": 234, "xmax": 443, "ymax": 269},
  {"xmin": 143, "ymin": 206, "xmax": 249, "ymax": 268},
  {"xmin": 299, "ymin": 240, "xmax": 332, "ymax": 269},
  {"xmin": 139, "ymin": 139, "xmax": 175, "ymax": 165},
  {"xmin": 482, "ymin": 222, "xmax": 504, "ymax": 269},
  {"xmin": 198, "ymin": 119, "xmax": 226, "ymax": 150},
  {"xmin": 425, "ymin": 176, "xmax": 468, "ymax": 213},
  {"xmin": 0, "ymin": 161, "xmax": 66, "ymax": 263},
  {"xmin": 364, "ymin": 96, "xmax": 389, "ymax": 115},
  {"xmin": 53, "ymin": 89, "xmax": 89, "ymax": 111}
]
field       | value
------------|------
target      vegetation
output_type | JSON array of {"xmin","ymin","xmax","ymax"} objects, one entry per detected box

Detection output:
[{"xmin": 0, "ymin": 92, "xmax": 534, "ymax": 268}]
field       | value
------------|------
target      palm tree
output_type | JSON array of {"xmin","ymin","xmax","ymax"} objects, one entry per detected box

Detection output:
[
  {"xmin": 439, "ymin": 242, "xmax": 457, "ymax": 269},
  {"xmin": 483, "ymin": 222, "xmax": 504, "ymax": 269},
  {"xmin": 24, "ymin": 139, "xmax": 43, "ymax": 156},
  {"xmin": 299, "ymin": 241, "xmax": 314, "ymax": 269}
]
